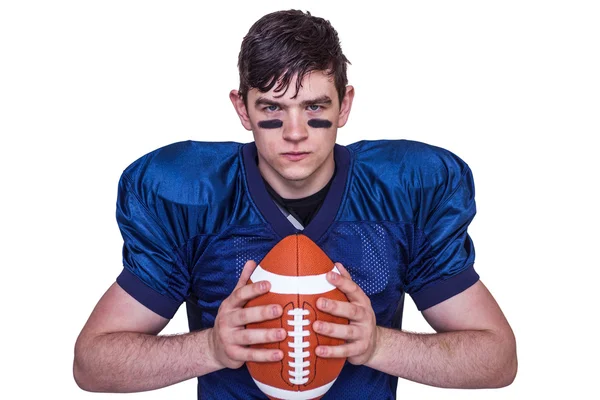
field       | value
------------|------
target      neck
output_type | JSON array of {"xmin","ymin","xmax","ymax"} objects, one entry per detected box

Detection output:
[{"xmin": 259, "ymin": 153, "xmax": 335, "ymax": 200}]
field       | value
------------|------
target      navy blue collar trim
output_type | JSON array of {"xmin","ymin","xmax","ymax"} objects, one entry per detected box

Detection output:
[{"xmin": 242, "ymin": 142, "xmax": 350, "ymax": 241}]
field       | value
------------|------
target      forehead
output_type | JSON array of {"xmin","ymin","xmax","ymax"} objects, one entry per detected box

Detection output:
[{"xmin": 248, "ymin": 70, "xmax": 337, "ymax": 103}]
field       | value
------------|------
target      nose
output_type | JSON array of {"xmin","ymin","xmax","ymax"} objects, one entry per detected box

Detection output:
[{"xmin": 282, "ymin": 110, "xmax": 308, "ymax": 142}]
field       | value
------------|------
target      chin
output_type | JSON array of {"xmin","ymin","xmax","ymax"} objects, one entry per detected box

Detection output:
[
  {"xmin": 279, "ymin": 166, "xmax": 314, "ymax": 182},
  {"xmin": 280, "ymin": 172, "xmax": 312, "ymax": 183}
]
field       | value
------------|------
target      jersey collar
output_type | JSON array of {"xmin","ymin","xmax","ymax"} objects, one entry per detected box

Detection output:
[{"xmin": 242, "ymin": 142, "xmax": 351, "ymax": 242}]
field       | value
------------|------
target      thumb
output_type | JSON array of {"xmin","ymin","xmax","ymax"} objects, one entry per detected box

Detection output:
[
  {"xmin": 234, "ymin": 259, "xmax": 258, "ymax": 290},
  {"xmin": 334, "ymin": 262, "xmax": 352, "ymax": 279}
]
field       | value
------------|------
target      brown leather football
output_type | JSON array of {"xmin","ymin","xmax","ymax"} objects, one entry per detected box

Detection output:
[{"xmin": 245, "ymin": 234, "xmax": 348, "ymax": 400}]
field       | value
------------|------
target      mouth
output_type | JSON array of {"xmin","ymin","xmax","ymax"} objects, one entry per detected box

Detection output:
[{"xmin": 282, "ymin": 152, "xmax": 310, "ymax": 161}]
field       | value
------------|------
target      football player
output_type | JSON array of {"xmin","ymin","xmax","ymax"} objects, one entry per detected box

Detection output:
[{"xmin": 74, "ymin": 9, "xmax": 517, "ymax": 399}]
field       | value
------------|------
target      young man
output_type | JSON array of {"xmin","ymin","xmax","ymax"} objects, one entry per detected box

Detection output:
[{"xmin": 74, "ymin": 9, "xmax": 517, "ymax": 399}]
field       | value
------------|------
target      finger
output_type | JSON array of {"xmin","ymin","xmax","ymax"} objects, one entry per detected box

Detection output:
[
  {"xmin": 226, "ymin": 280, "xmax": 271, "ymax": 309},
  {"xmin": 234, "ymin": 259, "xmax": 259, "ymax": 290},
  {"xmin": 313, "ymin": 320, "xmax": 360, "ymax": 340},
  {"xmin": 334, "ymin": 262, "xmax": 352, "ymax": 279},
  {"xmin": 227, "ymin": 303, "xmax": 282, "ymax": 326},
  {"xmin": 232, "ymin": 327, "xmax": 287, "ymax": 345},
  {"xmin": 317, "ymin": 297, "xmax": 365, "ymax": 321},
  {"xmin": 326, "ymin": 270, "xmax": 364, "ymax": 302},
  {"xmin": 236, "ymin": 347, "xmax": 284, "ymax": 363},
  {"xmin": 315, "ymin": 343, "xmax": 358, "ymax": 359}
]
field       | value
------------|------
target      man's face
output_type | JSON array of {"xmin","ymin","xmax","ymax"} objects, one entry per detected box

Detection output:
[{"xmin": 231, "ymin": 70, "xmax": 354, "ymax": 198}]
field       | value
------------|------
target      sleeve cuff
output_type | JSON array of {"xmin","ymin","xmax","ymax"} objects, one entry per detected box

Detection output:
[
  {"xmin": 116, "ymin": 268, "xmax": 181, "ymax": 319},
  {"xmin": 411, "ymin": 265, "xmax": 479, "ymax": 311}
]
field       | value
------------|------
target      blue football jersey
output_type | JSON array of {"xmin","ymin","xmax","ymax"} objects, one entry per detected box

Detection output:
[{"xmin": 115, "ymin": 139, "xmax": 479, "ymax": 399}]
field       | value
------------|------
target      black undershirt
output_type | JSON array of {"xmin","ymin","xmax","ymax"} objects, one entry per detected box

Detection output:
[{"xmin": 263, "ymin": 170, "xmax": 335, "ymax": 227}]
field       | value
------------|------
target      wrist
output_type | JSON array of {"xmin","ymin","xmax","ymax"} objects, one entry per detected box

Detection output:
[
  {"xmin": 365, "ymin": 326, "xmax": 391, "ymax": 369},
  {"xmin": 195, "ymin": 328, "xmax": 224, "ymax": 374}
]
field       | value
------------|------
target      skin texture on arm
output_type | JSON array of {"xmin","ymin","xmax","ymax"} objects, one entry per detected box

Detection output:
[
  {"xmin": 73, "ymin": 282, "xmax": 218, "ymax": 392},
  {"xmin": 314, "ymin": 263, "xmax": 518, "ymax": 389},
  {"xmin": 367, "ymin": 281, "xmax": 517, "ymax": 388},
  {"xmin": 73, "ymin": 260, "xmax": 285, "ymax": 393}
]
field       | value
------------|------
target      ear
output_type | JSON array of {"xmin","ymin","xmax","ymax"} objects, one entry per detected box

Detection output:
[
  {"xmin": 229, "ymin": 90, "xmax": 252, "ymax": 131},
  {"xmin": 337, "ymin": 85, "xmax": 355, "ymax": 128}
]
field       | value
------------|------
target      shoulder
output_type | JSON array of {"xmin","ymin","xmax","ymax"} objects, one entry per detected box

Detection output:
[
  {"xmin": 119, "ymin": 140, "xmax": 243, "ymax": 204},
  {"xmin": 123, "ymin": 140, "xmax": 242, "ymax": 181},
  {"xmin": 346, "ymin": 139, "xmax": 472, "ymax": 191}
]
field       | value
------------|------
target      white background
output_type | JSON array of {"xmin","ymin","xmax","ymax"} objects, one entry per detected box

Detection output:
[{"xmin": 1, "ymin": 1, "xmax": 599, "ymax": 399}]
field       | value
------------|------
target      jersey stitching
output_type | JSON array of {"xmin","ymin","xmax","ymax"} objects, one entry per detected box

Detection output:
[
  {"xmin": 236, "ymin": 144, "xmax": 269, "ymax": 226},
  {"xmin": 426, "ymin": 167, "xmax": 471, "ymax": 225},
  {"xmin": 417, "ymin": 168, "xmax": 473, "ymax": 289},
  {"xmin": 226, "ymin": 144, "xmax": 247, "ymax": 227},
  {"xmin": 121, "ymin": 173, "xmax": 188, "ymax": 301},
  {"xmin": 317, "ymin": 145, "xmax": 355, "ymax": 241}
]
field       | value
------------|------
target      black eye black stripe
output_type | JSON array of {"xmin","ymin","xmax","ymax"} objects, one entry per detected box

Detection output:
[
  {"xmin": 258, "ymin": 119, "xmax": 283, "ymax": 129},
  {"xmin": 257, "ymin": 119, "xmax": 333, "ymax": 129},
  {"xmin": 307, "ymin": 119, "xmax": 333, "ymax": 128}
]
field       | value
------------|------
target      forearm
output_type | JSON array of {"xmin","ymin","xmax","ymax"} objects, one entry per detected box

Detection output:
[
  {"xmin": 366, "ymin": 327, "xmax": 517, "ymax": 388},
  {"xmin": 74, "ymin": 328, "xmax": 221, "ymax": 392}
]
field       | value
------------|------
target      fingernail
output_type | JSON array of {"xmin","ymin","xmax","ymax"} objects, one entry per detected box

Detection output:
[
  {"xmin": 277, "ymin": 329, "xmax": 285, "ymax": 340},
  {"xmin": 313, "ymin": 321, "xmax": 321, "ymax": 331},
  {"xmin": 272, "ymin": 306, "xmax": 280, "ymax": 317},
  {"xmin": 329, "ymin": 272, "xmax": 338, "ymax": 281},
  {"xmin": 319, "ymin": 298, "xmax": 328, "ymax": 309},
  {"xmin": 260, "ymin": 281, "xmax": 268, "ymax": 291},
  {"xmin": 273, "ymin": 351, "xmax": 282, "ymax": 361}
]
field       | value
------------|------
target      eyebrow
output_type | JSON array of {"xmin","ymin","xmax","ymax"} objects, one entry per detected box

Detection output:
[
  {"xmin": 254, "ymin": 98, "xmax": 282, "ymax": 108},
  {"xmin": 299, "ymin": 96, "xmax": 332, "ymax": 107},
  {"xmin": 254, "ymin": 95, "xmax": 333, "ymax": 109}
]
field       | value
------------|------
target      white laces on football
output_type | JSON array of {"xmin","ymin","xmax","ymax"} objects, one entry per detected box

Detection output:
[{"xmin": 287, "ymin": 308, "xmax": 311, "ymax": 385}]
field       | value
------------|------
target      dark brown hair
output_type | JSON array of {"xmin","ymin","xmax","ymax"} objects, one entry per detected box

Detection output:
[{"xmin": 237, "ymin": 10, "xmax": 350, "ymax": 106}]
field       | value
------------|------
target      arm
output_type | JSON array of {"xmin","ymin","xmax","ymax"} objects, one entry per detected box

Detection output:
[
  {"xmin": 73, "ymin": 260, "xmax": 285, "ymax": 393},
  {"xmin": 73, "ymin": 282, "xmax": 218, "ymax": 392},
  {"xmin": 314, "ymin": 264, "xmax": 517, "ymax": 389},
  {"xmin": 367, "ymin": 280, "xmax": 517, "ymax": 388}
]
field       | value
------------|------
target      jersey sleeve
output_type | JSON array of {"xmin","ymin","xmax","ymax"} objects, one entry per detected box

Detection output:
[
  {"xmin": 115, "ymin": 172, "xmax": 189, "ymax": 319},
  {"xmin": 405, "ymin": 151, "xmax": 479, "ymax": 311}
]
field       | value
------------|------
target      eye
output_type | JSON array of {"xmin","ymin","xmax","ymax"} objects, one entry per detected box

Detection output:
[
  {"xmin": 264, "ymin": 105, "xmax": 279, "ymax": 112},
  {"xmin": 307, "ymin": 104, "xmax": 321, "ymax": 111}
]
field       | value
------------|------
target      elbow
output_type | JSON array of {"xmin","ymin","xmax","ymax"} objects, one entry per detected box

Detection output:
[
  {"xmin": 489, "ymin": 330, "xmax": 518, "ymax": 388},
  {"xmin": 491, "ymin": 351, "xmax": 518, "ymax": 388},
  {"xmin": 73, "ymin": 357, "xmax": 113, "ymax": 393},
  {"xmin": 73, "ymin": 345, "xmax": 93, "ymax": 391},
  {"xmin": 73, "ymin": 335, "xmax": 104, "ymax": 392},
  {"xmin": 73, "ymin": 359, "xmax": 94, "ymax": 392}
]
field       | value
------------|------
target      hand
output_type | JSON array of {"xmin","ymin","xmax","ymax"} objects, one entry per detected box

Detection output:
[
  {"xmin": 208, "ymin": 260, "xmax": 286, "ymax": 370},
  {"xmin": 313, "ymin": 262, "xmax": 379, "ymax": 365}
]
